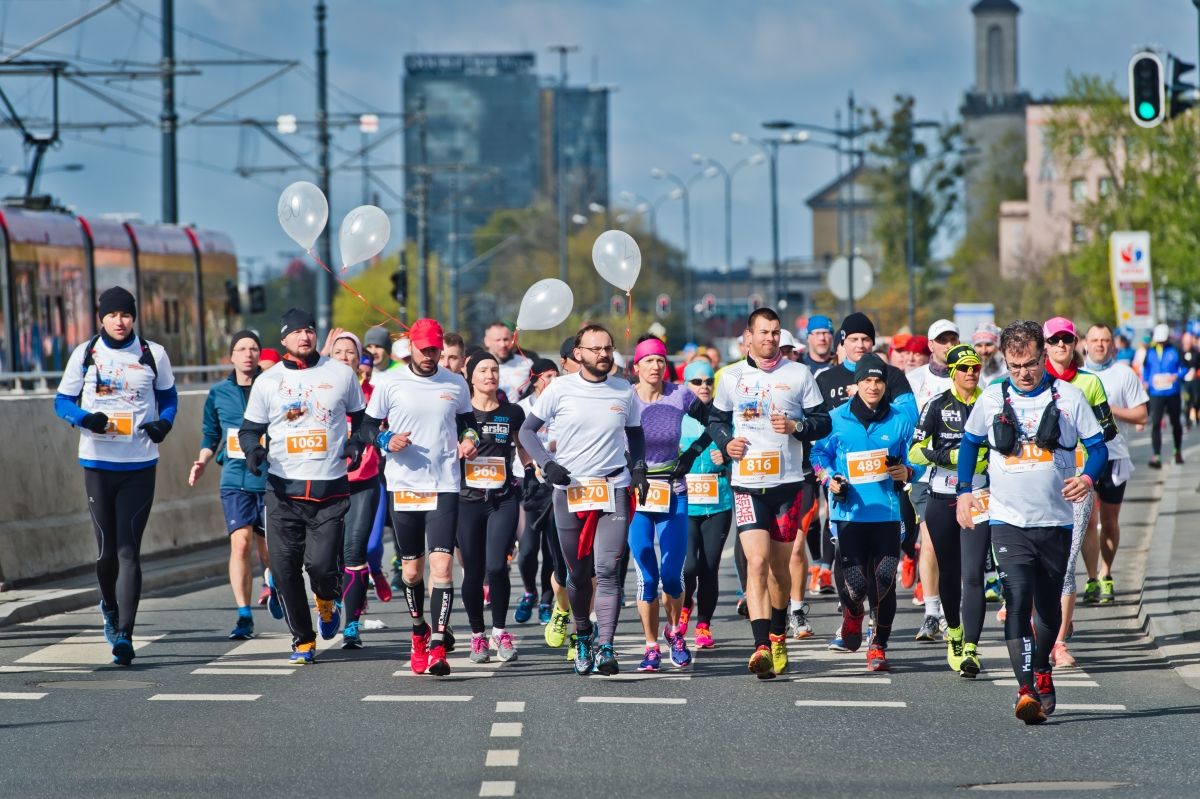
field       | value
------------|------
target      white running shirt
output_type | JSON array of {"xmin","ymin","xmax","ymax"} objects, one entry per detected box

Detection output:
[
  {"xmin": 1090, "ymin": 361, "xmax": 1148, "ymax": 464},
  {"xmin": 531, "ymin": 372, "xmax": 640, "ymax": 489}
]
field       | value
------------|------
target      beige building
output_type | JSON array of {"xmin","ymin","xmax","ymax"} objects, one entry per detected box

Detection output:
[{"xmin": 805, "ymin": 164, "xmax": 881, "ymax": 268}]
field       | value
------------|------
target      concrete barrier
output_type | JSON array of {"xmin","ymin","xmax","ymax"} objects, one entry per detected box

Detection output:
[{"xmin": 0, "ymin": 389, "xmax": 226, "ymax": 586}]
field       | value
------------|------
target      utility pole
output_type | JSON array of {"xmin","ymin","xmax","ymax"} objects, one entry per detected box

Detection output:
[
  {"xmin": 415, "ymin": 94, "xmax": 429, "ymax": 318},
  {"xmin": 314, "ymin": 0, "xmax": 332, "ymax": 337},
  {"xmin": 767, "ymin": 139, "xmax": 781, "ymax": 311},
  {"xmin": 846, "ymin": 92, "xmax": 858, "ymax": 315},
  {"xmin": 548, "ymin": 45, "xmax": 577, "ymax": 284},
  {"xmin": 449, "ymin": 175, "xmax": 460, "ymax": 332},
  {"xmin": 160, "ymin": 0, "xmax": 177, "ymax": 224}
]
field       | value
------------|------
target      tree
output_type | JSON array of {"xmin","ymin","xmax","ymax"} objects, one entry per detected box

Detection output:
[{"xmin": 330, "ymin": 243, "xmax": 441, "ymax": 336}]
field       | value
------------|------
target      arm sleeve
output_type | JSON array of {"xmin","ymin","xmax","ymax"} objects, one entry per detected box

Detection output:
[
  {"xmin": 154, "ymin": 385, "xmax": 179, "ymax": 425},
  {"xmin": 357, "ymin": 414, "xmax": 385, "ymax": 448},
  {"xmin": 1081, "ymin": 434, "xmax": 1108, "ymax": 483},
  {"xmin": 519, "ymin": 412, "xmax": 554, "ymax": 468},
  {"xmin": 706, "ymin": 406, "xmax": 734, "ymax": 456},
  {"xmin": 55, "ymin": 393, "xmax": 88, "ymax": 426},
  {"xmin": 200, "ymin": 391, "xmax": 221, "ymax": 451},
  {"xmin": 238, "ymin": 419, "xmax": 268, "ymax": 455},
  {"xmin": 956, "ymin": 433, "xmax": 985, "ymax": 495},
  {"xmin": 626, "ymin": 426, "xmax": 646, "ymax": 466},
  {"xmin": 795, "ymin": 402, "xmax": 832, "ymax": 441},
  {"xmin": 685, "ymin": 395, "xmax": 710, "ymax": 425},
  {"xmin": 348, "ymin": 408, "xmax": 364, "ymax": 437}
]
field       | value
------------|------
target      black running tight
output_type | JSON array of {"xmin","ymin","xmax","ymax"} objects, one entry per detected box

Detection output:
[
  {"xmin": 832, "ymin": 521, "xmax": 900, "ymax": 648},
  {"xmin": 458, "ymin": 493, "xmax": 520, "ymax": 633},
  {"xmin": 683, "ymin": 510, "xmax": 732, "ymax": 624},
  {"xmin": 924, "ymin": 492, "xmax": 991, "ymax": 643},
  {"xmin": 85, "ymin": 466, "xmax": 156, "ymax": 636}
]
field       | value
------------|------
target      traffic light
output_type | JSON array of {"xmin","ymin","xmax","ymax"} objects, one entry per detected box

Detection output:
[
  {"xmin": 1170, "ymin": 55, "xmax": 1196, "ymax": 119},
  {"xmin": 391, "ymin": 268, "xmax": 407, "ymax": 305},
  {"xmin": 701, "ymin": 294, "xmax": 716, "ymax": 317},
  {"xmin": 655, "ymin": 293, "xmax": 671, "ymax": 318},
  {"xmin": 248, "ymin": 285, "xmax": 266, "ymax": 314},
  {"xmin": 1129, "ymin": 51, "xmax": 1166, "ymax": 128},
  {"xmin": 224, "ymin": 279, "xmax": 241, "ymax": 315},
  {"xmin": 610, "ymin": 295, "xmax": 626, "ymax": 316}
]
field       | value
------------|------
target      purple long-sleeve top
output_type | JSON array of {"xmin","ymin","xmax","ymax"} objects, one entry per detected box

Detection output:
[{"xmin": 634, "ymin": 382, "xmax": 697, "ymax": 493}]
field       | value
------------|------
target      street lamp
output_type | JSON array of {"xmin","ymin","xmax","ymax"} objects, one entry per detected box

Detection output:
[{"xmin": 650, "ymin": 167, "xmax": 706, "ymax": 343}]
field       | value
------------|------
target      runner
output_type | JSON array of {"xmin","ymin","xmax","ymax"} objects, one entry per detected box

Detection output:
[
  {"xmin": 440, "ymin": 332, "xmax": 466, "ymax": 375},
  {"xmin": 458, "ymin": 351, "xmax": 526, "ymax": 663},
  {"xmin": 908, "ymin": 344, "xmax": 990, "ymax": 676},
  {"xmin": 956, "ymin": 320, "xmax": 1107, "ymax": 724},
  {"xmin": 359, "ymin": 318, "xmax": 478, "ymax": 676},
  {"xmin": 518, "ymin": 324, "xmax": 645, "ymax": 675},
  {"xmin": 364, "ymin": 326, "xmax": 403, "ymax": 374},
  {"xmin": 680, "ymin": 359, "xmax": 732, "ymax": 650},
  {"xmin": 484, "ymin": 321, "xmax": 533, "ymax": 400},
  {"xmin": 1143, "ymin": 323, "xmax": 1187, "ymax": 468},
  {"xmin": 709, "ymin": 308, "xmax": 830, "ymax": 679},
  {"xmin": 973, "ymin": 323, "xmax": 1007, "ymax": 383},
  {"xmin": 189, "ymin": 330, "xmax": 271, "ymax": 640},
  {"xmin": 238, "ymin": 308, "xmax": 365, "ymax": 664},
  {"xmin": 801, "ymin": 315, "xmax": 836, "ymax": 376},
  {"xmin": 55, "ymin": 287, "xmax": 178, "ymax": 666},
  {"xmin": 811, "ymin": 353, "xmax": 914, "ymax": 671},
  {"xmin": 1181, "ymin": 330, "xmax": 1200, "ymax": 429}
]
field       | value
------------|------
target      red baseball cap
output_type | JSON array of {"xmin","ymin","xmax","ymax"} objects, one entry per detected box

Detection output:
[
  {"xmin": 259, "ymin": 347, "xmax": 281, "ymax": 365},
  {"xmin": 408, "ymin": 318, "xmax": 444, "ymax": 351},
  {"xmin": 901, "ymin": 335, "xmax": 931, "ymax": 355}
]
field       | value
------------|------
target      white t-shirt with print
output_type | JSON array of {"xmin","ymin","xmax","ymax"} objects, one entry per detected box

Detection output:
[
  {"xmin": 1091, "ymin": 362, "xmax": 1148, "ymax": 464},
  {"xmin": 57, "ymin": 336, "xmax": 175, "ymax": 464},
  {"xmin": 908, "ymin": 364, "xmax": 953, "ymax": 414},
  {"xmin": 713, "ymin": 358, "xmax": 823, "ymax": 490},
  {"xmin": 963, "ymin": 379, "xmax": 1103, "ymax": 528},
  {"xmin": 366, "ymin": 364, "xmax": 472, "ymax": 492},
  {"xmin": 531, "ymin": 372, "xmax": 640, "ymax": 489},
  {"xmin": 243, "ymin": 356, "xmax": 365, "ymax": 481}
]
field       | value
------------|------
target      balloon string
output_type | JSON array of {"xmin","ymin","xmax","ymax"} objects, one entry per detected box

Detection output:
[
  {"xmin": 625, "ymin": 290, "xmax": 633, "ymax": 368},
  {"xmin": 512, "ymin": 328, "xmax": 526, "ymax": 359},
  {"xmin": 306, "ymin": 248, "xmax": 410, "ymax": 331}
]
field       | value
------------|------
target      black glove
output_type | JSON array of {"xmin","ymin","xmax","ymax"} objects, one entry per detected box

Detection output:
[
  {"xmin": 80, "ymin": 411, "xmax": 110, "ymax": 434},
  {"xmin": 927, "ymin": 445, "xmax": 954, "ymax": 468},
  {"xmin": 246, "ymin": 445, "xmax": 269, "ymax": 477},
  {"xmin": 522, "ymin": 469, "xmax": 539, "ymax": 496},
  {"xmin": 829, "ymin": 475, "xmax": 849, "ymax": 499},
  {"xmin": 542, "ymin": 460, "xmax": 572, "ymax": 487},
  {"xmin": 138, "ymin": 419, "xmax": 172, "ymax": 444},
  {"xmin": 341, "ymin": 440, "xmax": 363, "ymax": 472},
  {"xmin": 631, "ymin": 462, "xmax": 651, "ymax": 502}
]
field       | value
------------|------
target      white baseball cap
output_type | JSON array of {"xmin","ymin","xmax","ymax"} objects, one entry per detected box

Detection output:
[
  {"xmin": 1152, "ymin": 323, "xmax": 1170, "ymax": 343},
  {"xmin": 779, "ymin": 330, "xmax": 797, "ymax": 350},
  {"xmin": 927, "ymin": 319, "xmax": 960, "ymax": 342},
  {"xmin": 392, "ymin": 336, "xmax": 411, "ymax": 360}
]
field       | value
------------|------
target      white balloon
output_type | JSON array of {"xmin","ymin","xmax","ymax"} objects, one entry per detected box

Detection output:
[
  {"xmin": 516, "ymin": 279, "xmax": 574, "ymax": 331},
  {"xmin": 592, "ymin": 229, "xmax": 642, "ymax": 292},
  {"xmin": 339, "ymin": 205, "xmax": 391, "ymax": 270},
  {"xmin": 277, "ymin": 181, "xmax": 328, "ymax": 251}
]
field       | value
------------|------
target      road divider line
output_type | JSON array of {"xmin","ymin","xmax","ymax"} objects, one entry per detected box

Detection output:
[
  {"xmin": 795, "ymin": 699, "xmax": 907, "ymax": 708},
  {"xmin": 485, "ymin": 749, "xmax": 519, "ymax": 767},
  {"xmin": 148, "ymin": 693, "xmax": 260, "ymax": 702},
  {"xmin": 362, "ymin": 694, "xmax": 472, "ymax": 702},
  {"xmin": 393, "ymin": 669, "xmax": 495, "ymax": 679},
  {"xmin": 577, "ymin": 696, "xmax": 686, "ymax": 705},
  {"xmin": 989, "ymin": 678, "xmax": 1099, "ymax": 687},
  {"xmin": 489, "ymin": 722, "xmax": 523, "ymax": 737},
  {"xmin": 794, "ymin": 676, "xmax": 893, "ymax": 685},
  {"xmin": 0, "ymin": 666, "xmax": 94, "ymax": 674},
  {"xmin": 191, "ymin": 667, "xmax": 296, "ymax": 676},
  {"xmin": 1057, "ymin": 703, "xmax": 1127, "ymax": 711},
  {"xmin": 479, "ymin": 781, "xmax": 515, "ymax": 797},
  {"xmin": 0, "ymin": 691, "xmax": 47, "ymax": 700},
  {"xmin": 587, "ymin": 673, "xmax": 690, "ymax": 681},
  {"xmin": 494, "ymin": 701, "xmax": 524, "ymax": 712}
]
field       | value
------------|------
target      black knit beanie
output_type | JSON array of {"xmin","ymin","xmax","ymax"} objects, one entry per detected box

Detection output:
[
  {"xmin": 97, "ymin": 286, "xmax": 137, "ymax": 321},
  {"xmin": 839, "ymin": 312, "xmax": 876, "ymax": 344}
]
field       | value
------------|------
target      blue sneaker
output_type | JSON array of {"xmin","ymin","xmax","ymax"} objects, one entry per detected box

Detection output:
[
  {"xmin": 594, "ymin": 642, "xmax": 619, "ymax": 675},
  {"xmin": 265, "ymin": 569, "xmax": 283, "ymax": 620},
  {"xmin": 289, "ymin": 643, "xmax": 316, "ymax": 665},
  {"xmin": 670, "ymin": 633, "xmax": 692, "ymax": 668},
  {"xmin": 514, "ymin": 592, "xmax": 536, "ymax": 624},
  {"xmin": 342, "ymin": 620, "xmax": 363, "ymax": 649},
  {"xmin": 538, "ymin": 603, "xmax": 552, "ymax": 624},
  {"xmin": 315, "ymin": 598, "xmax": 340, "ymax": 641},
  {"xmin": 638, "ymin": 644, "xmax": 662, "ymax": 672},
  {"xmin": 229, "ymin": 614, "xmax": 254, "ymax": 640},
  {"xmin": 828, "ymin": 628, "xmax": 850, "ymax": 652},
  {"xmin": 99, "ymin": 601, "xmax": 118, "ymax": 646},
  {"xmin": 111, "ymin": 633, "xmax": 134, "ymax": 666},
  {"xmin": 573, "ymin": 627, "xmax": 596, "ymax": 675}
]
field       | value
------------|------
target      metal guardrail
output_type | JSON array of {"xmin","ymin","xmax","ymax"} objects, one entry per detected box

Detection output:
[{"xmin": 0, "ymin": 364, "xmax": 229, "ymax": 394}]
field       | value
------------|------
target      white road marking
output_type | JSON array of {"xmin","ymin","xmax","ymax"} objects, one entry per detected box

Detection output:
[
  {"xmin": 795, "ymin": 676, "xmax": 894, "ymax": 685},
  {"xmin": 0, "ymin": 666, "xmax": 94, "ymax": 674},
  {"xmin": 485, "ymin": 750, "xmax": 519, "ymax": 767},
  {"xmin": 1056, "ymin": 703, "xmax": 1127, "ymax": 711},
  {"xmin": 0, "ymin": 692, "xmax": 46, "ymax": 700},
  {"xmin": 794, "ymin": 700, "xmax": 907, "ymax": 708},
  {"xmin": 577, "ymin": 696, "xmax": 687, "ymax": 705},
  {"xmin": 207, "ymin": 632, "xmax": 338, "ymax": 667},
  {"xmin": 15, "ymin": 632, "xmax": 165, "ymax": 665},
  {"xmin": 494, "ymin": 701, "xmax": 525, "ymax": 712},
  {"xmin": 191, "ymin": 667, "xmax": 296, "ymax": 676},
  {"xmin": 148, "ymin": 693, "xmax": 260, "ymax": 701},
  {"xmin": 392, "ymin": 669, "xmax": 495, "ymax": 679},
  {"xmin": 489, "ymin": 722, "xmax": 523, "ymax": 737},
  {"xmin": 362, "ymin": 694, "xmax": 472, "ymax": 702},
  {"xmin": 990, "ymin": 678, "xmax": 1099, "ymax": 687},
  {"xmin": 479, "ymin": 781, "xmax": 516, "ymax": 797},
  {"xmin": 587, "ymin": 672, "xmax": 691, "ymax": 681}
]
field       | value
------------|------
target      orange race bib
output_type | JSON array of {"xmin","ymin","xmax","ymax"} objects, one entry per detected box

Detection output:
[
  {"xmin": 685, "ymin": 473, "xmax": 720, "ymax": 505},
  {"xmin": 98, "ymin": 411, "xmax": 134, "ymax": 442},
  {"xmin": 1152, "ymin": 373, "xmax": 1177, "ymax": 391},
  {"xmin": 735, "ymin": 450, "xmax": 781, "ymax": 481},
  {"xmin": 637, "ymin": 479, "xmax": 672, "ymax": 513},
  {"xmin": 393, "ymin": 490, "xmax": 438, "ymax": 512},
  {"xmin": 1001, "ymin": 442, "xmax": 1055, "ymax": 473},
  {"xmin": 846, "ymin": 448, "xmax": 889, "ymax": 485},
  {"xmin": 566, "ymin": 478, "xmax": 615, "ymax": 513},
  {"xmin": 285, "ymin": 429, "xmax": 329, "ymax": 459},
  {"xmin": 971, "ymin": 488, "xmax": 991, "ymax": 524},
  {"xmin": 465, "ymin": 457, "xmax": 506, "ymax": 490},
  {"xmin": 227, "ymin": 428, "xmax": 265, "ymax": 459}
]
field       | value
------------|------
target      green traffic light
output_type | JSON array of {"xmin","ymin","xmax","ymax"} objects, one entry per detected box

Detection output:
[{"xmin": 1138, "ymin": 101, "xmax": 1157, "ymax": 120}]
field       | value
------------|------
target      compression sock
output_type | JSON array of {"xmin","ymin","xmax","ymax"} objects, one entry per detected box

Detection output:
[
  {"xmin": 770, "ymin": 607, "xmax": 787, "ymax": 637},
  {"xmin": 750, "ymin": 618, "xmax": 771, "ymax": 648},
  {"xmin": 341, "ymin": 567, "xmax": 368, "ymax": 621},
  {"xmin": 403, "ymin": 578, "xmax": 426, "ymax": 627},
  {"xmin": 237, "ymin": 605, "xmax": 252, "ymax": 618},
  {"xmin": 429, "ymin": 581, "xmax": 453, "ymax": 644}
]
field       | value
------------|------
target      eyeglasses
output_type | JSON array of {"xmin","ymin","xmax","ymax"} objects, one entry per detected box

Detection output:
[
  {"xmin": 1046, "ymin": 335, "xmax": 1076, "ymax": 346},
  {"xmin": 578, "ymin": 345, "xmax": 615, "ymax": 355},
  {"xmin": 689, "ymin": 378, "xmax": 714, "ymax": 386},
  {"xmin": 1007, "ymin": 359, "xmax": 1041, "ymax": 373}
]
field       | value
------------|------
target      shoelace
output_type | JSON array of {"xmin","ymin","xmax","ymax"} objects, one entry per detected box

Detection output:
[{"xmin": 497, "ymin": 632, "xmax": 514, "ymax": 648}]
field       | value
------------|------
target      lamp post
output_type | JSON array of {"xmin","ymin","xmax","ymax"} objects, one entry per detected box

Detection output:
[{"xmin": 650, "ymin": 167, "xmax": 705, "ymax": 343}]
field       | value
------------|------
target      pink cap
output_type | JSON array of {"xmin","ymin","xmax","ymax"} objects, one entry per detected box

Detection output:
[
  {"xmin": 1043, "ymin": 317, "xmax": 1076, "ymax": 339},
  {"xmin": 633, "ymin": 337, "xmax": 668, "ymax": 364}
]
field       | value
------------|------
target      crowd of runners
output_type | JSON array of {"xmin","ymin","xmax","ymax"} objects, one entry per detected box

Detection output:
[{"xmin": 58, "ymin": 286, "xmax": 1192, "ymax": 725}]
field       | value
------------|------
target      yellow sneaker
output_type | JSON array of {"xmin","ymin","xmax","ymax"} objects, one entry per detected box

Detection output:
[
  {"xmin": 946, "ymin": 624, "xmax": 965, "ymax": 672},
  {"xmin": 769, "ymin": 632, "xmax": 789, "ymax": 675},
  {"xmin": 748, "ymin": 645, "xmax": 775, "ymax": 679},
  {"xmin": 545, "ymin": 606, "xmax": 570, "ymax": 648}
]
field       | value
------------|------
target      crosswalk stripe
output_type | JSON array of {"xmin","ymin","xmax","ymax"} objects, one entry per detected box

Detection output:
[
  {"xmin": 795, "ymin": 676, "xmax": 894, "ymax": 685},
  {"xmin": 1057, "ymin": 703, "xmax": 1126, "ymax": 711},
  {"xmin": 486, "ymin": 750, "xmax": 519, "ymax": 767},
  {"xmin": 490, "ymin": 722, "xmax": 522, "ymax": 737},
  {"xmin": 0, "ymin": 666, "xmax": 94, "ymax": 674},
  {"xmin": 15, "ymin": 632, "xmax": 165, "ymax": 665},
  {"xmin": 206, "ymin": 632, "xmax": 338, "ymax": 667},
  {"xmin": 479, "ymin": 781, "xmax": 516, "ymax": 797},
  {"xmin": 795, "ymin": 700, "xmax": 907, "ymax": 708},
  {"xmin": 148, "ymin": 693, "xmax": 260, "ymax": 701},
  {"xmin": 577, "ymin": 696, "xmax": 686, "ymax": 705},
  {"xmin": 191, "ymin": 667, "xmax": 296, "ymax": 676},
  {"xmin": 362, "ymin": 694, "xmax": 473, "ymax": 702},
  {"xmin": 0, "ymin": 691, "xmax": 46, "ymax": 700},
  {"xmin": 989, "ymin": 678, "xmax": 1099, "ymax": 687},
  {"xmin": 587, "ymin": 672, "xmax": 690, "ymax": 681},
  {"xmin": 392, "ymin": 669, "xmax": 495, "ymax": 678}
]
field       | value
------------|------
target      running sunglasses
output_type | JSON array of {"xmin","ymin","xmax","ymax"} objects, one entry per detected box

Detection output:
[
  {"xmin": 1046, "ymin": 334, "xmax": 1076, "ymax": 346},
  {"xmin": 689, "ymin": 378, "xmax": 714, "ymax": 386}
]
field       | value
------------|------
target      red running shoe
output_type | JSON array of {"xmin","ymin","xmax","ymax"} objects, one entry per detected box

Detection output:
[
  {"xmin": 371, "ymin": 572, "xmax": 393, "ymax": 603},
  {"xmin": 807, "ymin": 565, "xmax": 822, "ymax": 595},
  {"xmin": 866, "ymin": 645, "xmax": 890, "ymax": 672},
  {"xmin": 842, "ymin": 608, "xmax": 865, "ymax": 653},
  {"xmin": 258, "ymin": 582, "xmax": 271, "ymax": 606},
  {"xmin": 1015, "ymin": 686, "xmax": 1047, "ymax": 725},
  {"xmin": 427, "ymin": 643, "xmax": 451, "ymax": 676},
  {"xmin": 1034, "ymin": 669, "xmax": 1056, "ymax": 715},
  {"xmin": 410, "ymin": 629, "xmax": 430, "ymax": 674},
  {"xmin": 817, "ymin": 566, "xmax": 835, "ymax": 595},
  {"xmin": 900, "ymin": 555, "xmax": 917, "ymax": 589}
]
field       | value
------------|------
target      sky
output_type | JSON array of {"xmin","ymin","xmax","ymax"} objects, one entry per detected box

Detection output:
[{"xmin": 0, "ymin": 0, "xmax": 1193, "ymax": 279}]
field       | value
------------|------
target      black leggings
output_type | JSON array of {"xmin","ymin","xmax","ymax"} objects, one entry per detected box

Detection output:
[
  {"xmin": 1149, "ymin": 393, "xmax": 1183, "ymax": 456},
  {"xmin": 341, "ymin": 480, "xmax": 380, "ymax": 624},
  {"xmin": 833, "ymin": 521, "xmax": 901, "ymax": 648},
  {"xmin": 458, "ymin": 492, "xmax": 520, "ymax": 633},
  {"xmin": 518, "ymin": 484, "xmax": 565, "ymax": 603},
  {"xmin": 683, "ymin": 510, "xmax": 733, "ymax": 624},
  {"xmin": 924, "ymin": 492, "xmax": 991, "ymax": 643},
  {"xmin": 991, "ymin": 523, "xmax": 1070, "ymax": 691},
  {"xmin": 84, "ymin": 466, "xmax": 156, "ymax": 636},
  {"xmin": 899, "ymin": 490, "xmax": 919, "ymax": 559}
]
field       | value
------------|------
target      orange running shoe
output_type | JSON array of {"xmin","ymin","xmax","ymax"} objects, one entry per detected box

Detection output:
[{"xmin": 900, "ymin": 554, "xmax": 917, "ymax": 589}]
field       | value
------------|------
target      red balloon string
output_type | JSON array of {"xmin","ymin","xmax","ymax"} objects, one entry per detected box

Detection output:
[
  {"xmin": 624, "ymin": 290, "xmax": 633, "ymax": 368},
  {"xmin": 512, "ymin": 328, "xmax": 526, "ymax": 359},
  {"xmin": 306, "ymin": 248, "xmax": 410, "ymax": 332}
]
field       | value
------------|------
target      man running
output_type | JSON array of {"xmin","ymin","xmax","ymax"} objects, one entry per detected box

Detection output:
[
  {"xmin": 239, "ymin": 308, "xmax": 365, "ymax": 664},
  {"xmin": 802, "ymin": 315, "xmax": 836, "ymax": 376},
  {"xmin": 364, "ymin": 326, "xmax": 403, "ymax": 374},
  {"xmin": 709, "ymin": 308, "xmax": 830, "ymax": 678},
  {"xmin": 519, "ymin": 324, "xmax": 646, "ymax": 676},
  {"xmin": 973, "ymin": 323, "xmax": 1007, "ymax": 383},
  {"xmin": 1143, "ymin": 323, "xmax": 1187, "ymax": 468},
  {"xmin": 440, "ymin": 332, "xmax": 466, "ymax": 375},
  {"xmin": 484, "ymin": 321, "xmax": 532, "ymax": 400}
]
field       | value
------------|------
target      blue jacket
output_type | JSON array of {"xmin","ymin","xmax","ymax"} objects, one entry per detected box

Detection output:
[
  {"xmin": 680, "ymin": 414, "xmax": 732, "ymax": 515},
  {"xmin": 810, "ymin": 399, "xmax": 915, "ymax": 523},
  {"xmin": 201, "ymin": 371, "xmax": 267, "ymax": 493},
  {"xmin": 1143, "ymin": 344, "xmax": 1187, "ymax": 397}
]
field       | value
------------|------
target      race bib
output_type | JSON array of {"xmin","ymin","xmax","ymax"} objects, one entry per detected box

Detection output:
[
  {"xmin": 1075, "ymin": 445, "xmax": 1085, "ymax": 474},
  {"xmin": 847, "ymin": 448, "xmax": 889, "ymax": 485},
  {"xmin": 393, "ymin": 490, "xmax": 437, "ymax": 512},
  {"xmin": 735, "ymin": 449, "xmax": 781, "ymax": 481},
  {"xmin": 285, "ymin": 429, "xmax": 329, "ymax": 459},
  {"xmin": 227, "ymin": 428, "xmax": 246, "ymax": 460},
  {"xmin": 1152, "ymin": 373, "xmax": 1177, "ymax": 391},
  {"xmin": 971, "ymin": 488, "xmax": 991, "ymax": 524},
  {"xmin": 566, "ymin": 478, "xmax": 615, "ymax": 513},
  {"xmin": 1001, "ymin": 442, "xmax": 1055, "ymax": 473},
  {"xmin": 98, "ymin": 411, "xmax": 134, "ymax": 442},
  {"xmin": 637, "ymin": 479, "xmax": 672, "ymax": 513},
  {"xmin": 685, "ymin": 473, "xmax": 720, "ymax": 505},
  {"xmin": 465, "ymin": 457, "xmax": 506, "ymax": 490}
]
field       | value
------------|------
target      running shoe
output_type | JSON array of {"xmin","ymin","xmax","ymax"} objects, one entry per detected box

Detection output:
[
  {"xmin": 828, "ymin": 627, "xmax": 850, "ymax": 652},
  {"xmin": 538, "ymin": 603, "xmax": 553, "ymax": 624},
  {"xmin": 514, "ymin": 592, "xmax": 536, "ymax": 624},
  {"xmin": 984, "ymin": 575, "xmax": 1002, "ymax": 603},
  {"xmin": 807, "ymin": 565, "xmax": 821, "ymax": 595},
  {"xmin": 841, "ymin": 610, "xmax": 865, "ymax": 653},
  {"xmin": 443, "ymin": 625, "xmax": 456, "ymax": 653},
  {"xmin": 1050, "ymin": 641, "xmax": 1076, "ymax": 669},
  {"xmin": 545, "ymin": 607, "xmax": 570, "ymax": 648},
  {"xmin": 818, "ymin": 566, "xmax": 835, "ymax": 594},
  {"xmin": 638, "ymin": 644, "xmax": 662, "ymax": 672},
  {"xmin": 258, "ymin": 582, "xmax": 271, "ymax": 606},
  {"xmin": 229, "ymin": 614, "xmax": 255, "ymax": 640},
  {"xmin": 470, "ymin": 633, "xmax": 490, "ymax": 664},
  {"xmin": 1099, "ymin": 576, "xmax": 1115, "ymax": 604},
  {"xmin": 492, "ymin": 630, "xmax": 518, "ymax": 662},
  {"xmin": 677, "ymin": 606, "xmax": 692, "ymax": 637},
  {"xmin": 912, "ymin": 581, "xmax": 924, "ymax": 606},
  {"xmin": 996, "ymin": 604, "xmax": 1007, "ymax": 623},
  {"xmin": 670, "ymin": 633, "xmax": 693, "ymax": 668},
  {"xmin": 315, "ymin": 597, "xmax": 341, "ymax": 641},
  {"xmin": 594, "ymin": 643, "xmax": 619, "ymax": 675},
  {"xmin": 695, "ymin": 623, "xmax": 715, "ymax": 649},
  {"xmin": 390, "ymin": 556, "xmax": 404, "ymax": 591},
  {"xmin": 573, "ymin": 628, "xmax": 596, "ymax": 675},
  {"xmin": 427, "ymin": 643, "xmax": 451, "ymax": 676},
  {"xmin": 1015, "ymin": 686, "xmax": 1047, "ymax": 725},
  {"xmin": 945, "ymin": 624, "xmax": 965, "ymax": 672},
  {"xmin": 866, "ymin": 644, "xmax": 890, "ymax": 672},
  {"xmin": 915, "ymin": 614, "xmax": 941, "ymax": 642},
  {"xmin": 410, "ymin": 629, "xmax": 431, "ymax": 674},
  {"xmin": 787, "ymin": 604, "xmax": 813, "ymax": 640},
  {"xmin": 1148, "ymin": 455, "xmax": 1163, "ymax": 470},
  {"xmin": 1034, "ymin": 669, "xmax": 1056, "ymax": 715},
  {"xmin": 959, "ymin": 642, "xmax": 981, "ymax": 679},
  {"xmin": 99, "ymin": 601, "xmax": 118, "ymax": 646},
  {"xmin": 1176, "ymin": 451, "xmax": 1185, "ymax": 465},
  {"xmin": 265, "ymin": 569, "xmax": 283, "ymax": 620},
  {"xmin": 1081, "ymin": 578, "xmax": 1101, "ymax": 604},
  {"xmin": 900, "ymin": 554, "xmax": 917, "ymax": 589},
  {"xmin": 370, "ymin": 571, "xmax": 393, "ymax": 603},
  {"xmin": 289, "ymin": 641, "xmax": 316, "ymax": 665},
  {"xmin": 664, "ymin": 623, "xmax": 677, "ymax": 647},
  {"xmin": 111, "ymin": 632, "xmax": 134, "ymax": 667},
  {"xmin": 736, "ymin": 594, "xmax": 749, "ymax": 617},
  {"xmin": 748, "ymin": 645, "xmax": 775, "ymax": 679},
  {"xmin": 342, "ymin": 620, "xmax": 363, "ymax": 649},
  {"xmin": 769, "ymin": 633, "xmax": 788, "ymax": 675}
]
